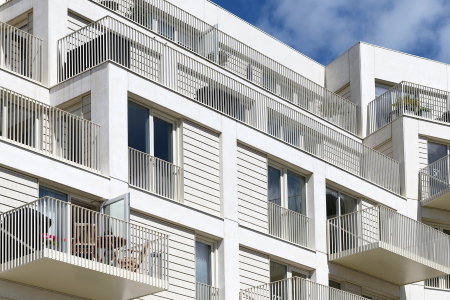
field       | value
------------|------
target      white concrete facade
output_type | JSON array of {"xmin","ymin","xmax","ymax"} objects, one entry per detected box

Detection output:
[{"xmin": 0, "ymin": 0, "xmax": 449, "ymax": 300}]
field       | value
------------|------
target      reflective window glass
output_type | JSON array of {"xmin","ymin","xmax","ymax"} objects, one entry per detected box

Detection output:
[
  {"xmin": 268, "ymin": 166, "xmax": 281, "ymax": 206},
  {"xmin": 195, "ymin": 241, "xmax": 212, "ymax": 285},
  {"xmin": 153, "ymin": 117, "xmax": 173, "ymax": 162},
  {"xmin": 128, "ymin": 102, "xmax": 149, "ymax": 153}
]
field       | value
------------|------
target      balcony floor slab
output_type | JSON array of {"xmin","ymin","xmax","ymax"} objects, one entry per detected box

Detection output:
[
  {"xmin": 330, "ymin": 246, "xmax": 447, "ymax": 285},
  {"xmin": 0, "ymin": 254, "xmax": 165, "ymax": 300},
  {"xmin": 422, "ymin": 189, "xmax": 450, "ymax": 210}
]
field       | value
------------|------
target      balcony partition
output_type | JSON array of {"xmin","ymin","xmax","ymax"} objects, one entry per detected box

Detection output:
[
  {"xmin": 58, "ymin": 16, "xmax": 400, "ymax": 194},
  {"xmin": 268, "ymin": 201, "xmax": 310, "ymax": 247},
  {"xmin": 196, "ymin": 282, "xmax": 220, "ymax": 300},
  {"xmin": 129, "ymin": 147, "xmax": 183, "ymax": 201},
  {"xmin": 368, "ymin": 81, "xmax": 450, "ymax": 134},
  {"xmin": 0, "ymin": 21, "xmax": 43, "ymax": 82},
  {"xmin": 0, "ymin": 196, "xmax": 169, "ymax": 299},
  {"xmin": 327, "ymin": 206, "xmax": 450, "ymax": 285},
  {"xmin": 419, "ymin": 154, "xmax": 450, "ymax": 209},
  {"xmin": 0, "ymin": 87, "xmax": 101, "ymax": 172},
  {"xmin": 240, "ymin": 277, "xmax": 368, "ymax": 300},
  {"xmin": 89, "ymin": 0, "xmax": 357, "ymax": 134}
]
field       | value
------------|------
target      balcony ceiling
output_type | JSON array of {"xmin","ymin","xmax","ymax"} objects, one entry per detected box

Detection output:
[
  {"xmin": 330, "ymin": 244, "xmax": 448, "ymax": 285},
  {"xmin": 421, "ymin": 189, "xmax": 450, "ymax": 210},
  {"xmin": 0, "ymin": 255, "xmax": 164, "ymax": 300}
]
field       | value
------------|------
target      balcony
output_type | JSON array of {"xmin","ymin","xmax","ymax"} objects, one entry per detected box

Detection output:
[
  {"xmin": 0, "ymin": 196, "xmax": 169, "ymax": 300},
  {"xmin": 419, "ymin": 154, "xmax": 450, "ymax": 209},
  {"xmin": 196, "ymin": 282, "xmax": 220, "ymax": 300},
  {"xmin": 368, "ymin": 81, "xmax": 450, "ymax": 134},
  {"xmin": 0, "ymin": 87, "xmax": 101, "ymax": 172},
  {"xmin": 327, "ymin": 206, "xmax": 450, "ymax": 285},
  {"xmin": 90, "ymin": 0, "xmax": 357, "ymax": 134},
  {"xmin": 240, "ymin": 277, "xmax": 368, "ymax": 300},
  {"xmin": 268, "ymin": 201, "xmax": 310, "ymax": 247},
  {"xmin": 426, "ymin": 274, "xmax": 450, "ymax": 290},
  {"xmin": 129, "ymin": 147, "xmax": 183, "ymax": 201},
  {"xmin": 58, "ymin": 17, "xmax": 400, "ymax": 194},
  {"xmin": 0, "ymin": 21, "xmax": 43, "ymax": 82}
]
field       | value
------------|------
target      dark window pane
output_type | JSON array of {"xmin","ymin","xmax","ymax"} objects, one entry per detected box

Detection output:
[
  {"xmin": 340, "ymin": 193, "xmax": 357, "ymax": 215},
  {"xmin": 39, "ymin": 186, "xmax": 68, "ymax": 202},
  {"xmin": 428, "ymin": 142, "xmax": 447, "ymax": 164},
  {"xmin": 329, "ymin": 280, "xmax": 341, "ymax": 290},
  {"xmin": 153, "ymin": 117, "xmax": 173, "ymax": 162},
  {"xmin": 128, "ymin": 102, "xmax": 149, "ymax": 153},
  {"xmin": 326, "ymin": 188, "xmax": 339, "ymax": 219},
  {"xmin": 270, "ymin": 261, "xmax": 287, "ymax": 282},
  {"xmin": 287, "ymin": 171, "xmax": 306, "ymax": 215},
  {"xmin": 292, "ymin": 271, "xmax": 307, "ymax": 279},
  {"xmin": 268, "ymin": 166, "xmax": 281, "ymax": 205},
  {"xmin": 195, "ymin": 241, "xmax": 212, "ymax": 285}
]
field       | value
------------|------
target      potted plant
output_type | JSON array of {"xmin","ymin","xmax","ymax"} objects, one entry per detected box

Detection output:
[{"xmin": 391, "ymin": 96, "xmax": 430, "ymax": 119}]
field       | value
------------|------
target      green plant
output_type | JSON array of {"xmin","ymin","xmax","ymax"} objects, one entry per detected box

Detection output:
[{"xmin": 392, "ymin": 96, "xmax": 429, "ymax": 113}]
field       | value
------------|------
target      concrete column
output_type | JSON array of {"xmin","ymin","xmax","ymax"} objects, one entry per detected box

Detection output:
[
  {"xmin": 90, "ymin": 64, "xmax": 129, "ymax": 187},
  {"xmin": 349, "ymin": 43, "xmax": 376, "ymax": 138},
  {"xmin": 31, "ymin": 0, "xmax": 68, "ymax": 86},
  {"xmin": 218, "ymin": 116, "xmax": 240, "ymax": 299},
  {"xmin": 309, "ymin": 159, "xmax": 328, "ymax": 285}
]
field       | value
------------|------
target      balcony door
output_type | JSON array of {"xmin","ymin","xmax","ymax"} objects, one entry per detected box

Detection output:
[
  {"xmin": 427, "ymin": 142, "xmax": 449, "ymax": 197},
  {"xmin": 268, "ymin": 165, "xmax": 307, "ymax": 244},
  {"xmin": 326, "ymin": 188, "xmax": 358, "ymax": 253},
  {"xmin": 195, "ymin": 239, "xmax": 217, "ymax": 300}
]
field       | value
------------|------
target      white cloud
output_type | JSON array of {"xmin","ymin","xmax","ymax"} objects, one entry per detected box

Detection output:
[{"xmin": 255, "ymin": 0, "xmax": 450, "ymax": 65}]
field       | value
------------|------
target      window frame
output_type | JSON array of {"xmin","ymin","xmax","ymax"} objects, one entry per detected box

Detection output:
[
  {"xmin": 267, "ymin": 161, "xmax": 307, "ymax": 216},
  {"xmin": 128, "ymin": 99, "xmax": 180, "ymax": 165},
  {"xmin": 269, "ymin": 259, "xmax": 310, "ymax": 281},
  {"xmin": 326, "ymin": 187, "xmax": 359, "ymax": 219},
  {"xmin": 195, "ymin": 236, "xmax": 218, "ymax": 288}
]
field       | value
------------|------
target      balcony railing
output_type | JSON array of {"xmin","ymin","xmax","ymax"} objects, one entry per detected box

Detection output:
[
  {"xmin": 196, "ymin": 282, "xmax": 220, "ymax": 300},
  {"xmin": 426, "ymin": 275, "xmax": 450, "ymax": 290},
  {"xmin": 419, "ymin": 154, "xmax": 450, "ymax": 208},
  {"xmin": 89, "ymin": 0, "xmax": 357, "ymax": 134},
  {"xmin": 327, "ymin": 206, "xmax": 450, "ymax": 284},
  {"xmin": 0, "ymin": 87, "xmax": 101, "ymax": 172},
  {"xmin": 368, "ymin": 81, "xmax": 450, "ymax": 134},
  {"xmin": 58, "ymin": 16, "xmax": 400, "ymax": 194},
  {"xmin": 0, "ymin": 196, "xmax": 169, "ymax": 299},
  {"xmin": 129, "ymin": 147, "xmax": 183, "ymax": 201},
  {"xmin": 268, "ymin": 201, "xmax": 310, "ymax": 247},
  {"xmin": 0, "ymin": 21, "xmax": 43, "ymax": 82},
  {"xmin": 240, "ymin": 277, "xmax": 368, "ymax": 300}
]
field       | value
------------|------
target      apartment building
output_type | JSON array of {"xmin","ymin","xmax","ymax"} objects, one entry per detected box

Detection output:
[{"xmin": 0, "ymin": 0, "xmax": 449, "ymax": 299}]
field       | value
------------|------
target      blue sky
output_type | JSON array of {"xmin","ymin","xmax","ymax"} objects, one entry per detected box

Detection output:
[{"xmin": 211, "ymin": 0, "xmax": 450, "ymax": 65}]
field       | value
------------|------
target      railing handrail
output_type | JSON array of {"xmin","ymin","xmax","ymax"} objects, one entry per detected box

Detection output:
[
  {"xmin": 419, "ymin": 154, "xmax": 450, "ymax": 174},
  {"xmin": 240, "ymin": 277, "xmax": 369, "ymax": 300},
  {"xmin": 267, "ymin": 201, "xmax": 309, "ymax": 220},
  {"xmin": 58, "ymin": 16, "xmax": 401, "ymax": 194},
  {"xmin": 88, "ymin": 0, "xmax": 357, "ymax": 134},
  {"xmin": 0, "ymin": 87, "xmax": 101, "ymax": 127},
  {"xmin": 128, "ymin": 147, "xmax": 181, "ymax": 169},
  {"xmin": 0, "ymin": 21, "xmax": 44, "ymax": 42}
]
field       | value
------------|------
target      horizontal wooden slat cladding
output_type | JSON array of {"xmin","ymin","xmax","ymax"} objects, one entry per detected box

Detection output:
[
  {"xmin": 237, "ymin": 144, "xmax": 268, "ymax": 232},
  {"xmin": 239, "ymin": 247, "xmax": 270, "ymax": 290},
  {"xmin": 374, "ymin": 139, "xmax": 394, "ymax": 159},
  {"xmin": 0, "ymin": 167, "xmax": 38, "ymax": 213},
  {"xmin": 418, "ymin": 136, "xmax": 428, "ymax": 169},
  {"xmin": 131, "ymin": 211, "xmax": 196, "ymax": 300},
  {"xmin": 67, "ymin": 12, "xmax": 90, "ymax": 33},
  {"xmin": 183, "ymin": 120, "xmax": 221, "ymax": 217}
]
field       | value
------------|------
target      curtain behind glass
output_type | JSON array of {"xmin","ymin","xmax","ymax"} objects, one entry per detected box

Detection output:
[
  {"xmin": 326, "ymin": 188, "xmax": 339, "ymax": 219},
  {"xmin": 195, "ymin": 241, "xmax": 212, "ymax": 285}
]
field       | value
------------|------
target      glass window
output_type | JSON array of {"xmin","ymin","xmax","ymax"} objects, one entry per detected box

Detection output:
[
  {"xmin": 153, "ymin": 117, "xmax": 173, "ymax": 163},
  {"xmin": 329, "ymin": 280, "xmax": 341, "ymax": 290},
  {"xmin": 287, "ymin": 171, "xmax": 306, "ymax": 215},
  {"xmin": 326, "ymin": 188, "xmax": 339, "ymax": 219},
  {"xmin": 375, "ymin": 83, "xmax": 392, "ymax": 97},
  {"xmin": 195, "ymin": 241, "xmax": 212, "ymax": 285},
  {"xmin": 158, "ymin": 19, "xmax": 174, "ymax": 40},
  {"xmin": 128, "ymin": 101, "xmax": 149, "ymax": 153},
  {"xmin": 270, "ymin": 261, "xmax": 287, "ymax": 282},
  {"xmin": 292, "ymin": 270, "xmax": 307, "ymax": 279},
  {"xmin": 268, "ymin": 166, "xmax": 281, "ymax": 206},
  {"xmin": 39, "ymin": 186, "xmax": 68, "ymax": 202},
  {"xmin": 428, "ymin": 142, "xmax": 448, "ymax": 164},
  {"xmin": 340, "ymin": 193, "xmax": 358, "ymax": 215}
]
